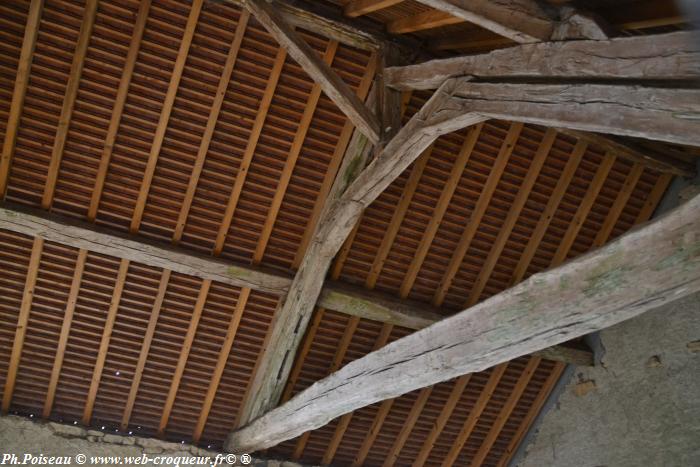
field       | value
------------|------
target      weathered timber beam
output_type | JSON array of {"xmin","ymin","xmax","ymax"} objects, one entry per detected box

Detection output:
[
  {"xmin": 236, "ymin": 80, "xmax": 488, "ymax": 425},
  {"xmin": 413, "ymin": 0, "xmax": 555, "ymax": 43},
  {"xmin": 385, "ymin": 31, "xmax": 700, "ymax": 91},
  {"xmin": 0, "ymin": 204, "xmax": 590, "ymax": 358},
  {"xmin": 319, "ymin": 281, "xmax": 593, "ymax": 366},
  {"xmin": 226, "ymin": 191, "xmax": 700, "ymax": 453},
  {"xmin": 242, "ymin": 0, "xmax": 381, "ymax": 143},
  {"xmin": 450, "ymin": 81, "xmax": 700, "ymax": 147}
]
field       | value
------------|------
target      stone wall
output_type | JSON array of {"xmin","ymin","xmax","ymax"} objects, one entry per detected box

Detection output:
[
  {"xmin": 0, "ymin": 416, "xmax": 310, "ymax": 467},
  {"xmin": 515, "ymin": 291, "xmax": 700, "ymax": 467}
]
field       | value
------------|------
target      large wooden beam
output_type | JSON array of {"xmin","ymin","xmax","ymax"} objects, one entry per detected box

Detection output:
[
  {"xmin": 0, "ymin": 203, "xmax": 586, "ymax": 368},
  {"xmin": 449, "ymin": 81, "xmax": 700, "ymax": 146},
  {"xmin": 243, "ymin": 0, "xmax": 381, "ymax": 143},
  {"xmin": 236, "ymin": 81, "xmax": 487, "ymax": 424},
  {"xmin": 413, "ymin": 0, "xmax": 555, "ymax": 43},
  {"xmin": 385, "ymin": 31, "xmax": 700, "ymax": 91},
  {"xmin": 226, "ymin": 191, "xmax": 700, "ymax": 452}
]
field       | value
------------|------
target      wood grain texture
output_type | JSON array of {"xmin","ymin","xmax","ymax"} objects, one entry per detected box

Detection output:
[
  {"xmin": 227, "ymin": 192, "xmax": 700, "ymax": 451},
  {"xmin": 386, "ymin": 31, "xmax": 700, "ymax": 90},
  {"xmin": 451, "ymin": 81, "xmax": 700, "ymax": 146}
]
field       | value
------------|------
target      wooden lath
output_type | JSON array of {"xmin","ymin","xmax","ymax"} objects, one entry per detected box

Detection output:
[
  {"xmin": 253, "ymin": 39, "xmax": 340, "ymax": 263},
  {"xmin": 173, "ymin": 10, "xmax": 250, "ymax": 244},
  {"xmin": 41, "ymin": 0, "xmax": 99, "ymax": 209},
  {"xmin": 442, "ymin": 363, "xmax": 508, "ymax": 466},
  {"xmin": 120, "ymin": 268, "xmax": 171, "ymax": 431},
  {"xmin": 412, "ymin": 374, "xmax": 471, "ymax": 467},
  {"xmin": 213, "ymin": 46, "xmax": 287, "ymax": 256},
  {"xmin": 82, "ymin": 257, "xmax": 130, "ymax": 425},
  {"xmin": 130, "ymin": 0, "xmax": 204, "ymax": 234},
  {"xmin": 292, "ymin": 54, "xmax": 378, "ymax": 267},
  {"xmin": 193, "ymin": 287, "xmax": 251, "ymax": 442},
  {"xmin": 43, "ymin": 248, "xmax": 88, "ymax": 419},
  {"xmin": 399, "ymin": 122, "xmax": 483, "ymax": 299},
  {"xmin": 433, "ymin": 122, "xmax": 523, "ymax": 306},
  {"xmin": 469, "ymin": 356, "xmax": 541, "ymax": 466},
  {"xmin": 87, "ymin": 0, "xmax": 151, "ymax": 222},
  {"xmin": 242, "ymin": 0, "xmax": 381, "ymax": 143},
  {"xmin": 465, "ymin": 128, "xmax": 556, "ymax": 306},
  {"xmin": 0, "ymin": 0, "xmax": 43, "ymax": 199},
  {"xmin": 510, "ymin": 139, "xmax": 587, "ymax": 286},
  {"xmin": 1, "ymin": 236, "xmax": 43, "ymax": 414},
  {"xmin": 158, "ymin": 278, "xmax": 211, "ymax": 435},
  {"xmin": 496, "ymin": 362, "xmax": 566, "ymax": 467}
]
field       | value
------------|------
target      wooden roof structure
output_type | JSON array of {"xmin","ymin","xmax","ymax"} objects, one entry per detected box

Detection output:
[{"xmin": 0, "ymin": 0, "xmax": 698, "ymax": 466}]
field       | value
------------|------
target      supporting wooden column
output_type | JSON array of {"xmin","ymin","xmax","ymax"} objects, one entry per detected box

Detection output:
[
  {"xmin": 227, "ymin": 191, "xmax": 700, "ymax": 451},
  {"xmin": 237, "ymin": 80, "xmax": 486, "ymax": 426}
]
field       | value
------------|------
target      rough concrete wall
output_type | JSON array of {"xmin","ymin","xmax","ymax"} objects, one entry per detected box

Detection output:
[
  {"xmin": 516, "ymin": 291, "xmax": 700, "ymax": 467},
  {"xmin": 0, "ymin": 416, "xmax": 311, "ymax": 467}
]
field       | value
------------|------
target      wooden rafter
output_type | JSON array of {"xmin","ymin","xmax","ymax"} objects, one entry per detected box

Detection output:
[
  {"xmin": 214, "ymin": 46, "xmax": 287, "ymax": 256},
  {"xmin": 121, "ymin": 269, "xmax": 171, "ymax": 431},
  {"xmin": 158, "ymin": 278, "xmax": 210, "ymax": 435},
  {"xmin": 433, "ymin": 122, "xmax": 523, "ymax": 306},
  {"xmin": 243, "ymin": 0, "xmax": 381, "ymax": 143},
  {"xmin": 510, "ymin": 140, "xmax": 586, "ymax": 285},
  {"xmin": 593, "ymin": 164, "xmax": 645, "ymax": 248},
  {"xmin": 550, "ymin": 152, "xmax": 616, "ymax": 266},
  {"xmin": 227, "ymin": 192, "xmax": 700, "ymax": 451},
  {"xmin": 465, "ymin": 128, "xmax": 555, "ymax": 306},
  {"xmin": 0, "ymin": 0, "xmax": 43, "ymax": 198},
  {"xmin": 386, "ymin": 31, "xmax": 700, "ymax": 91},
  {"xmin": 383, "ymin": 387, "xmax": 433, "ymax": 466},
  {"xmin": 412, "ymin": 0, "xmax": 554, "ymax": 43},
  {"xmin": 351, "ymin": 325, "xmax": 395, "ymax": 467},
  {"xmin": 400, "ymin": 123, "xmax": 482, "ymax": 298},
  {"xmin": 43, "ymin": 248, "xmax": 88, "ymax": 419},
  {"xmin": 388, "ymin": 10, "xmax": 464, "ymax": 34},
  {"xmin": 292, "ymin": 312, "xmax": 359, "ymax": 458},
  {"xmin": 413, "ymin": 374, "xmax": 471, "ymax": 467},
  {"xmin": 637, "ymin": 174, "xmax": 673, "ymax": 223},
  {"xmin": 469, "ymin": 357, "xmax": 541, "ymax": 466},
  {"xmin": 87, "ymin": 0, "xmax": 151, "ymax": 222},
  {"xmin": 253, "ymin": 40, "xmax": 339, "ymax": 263},
  {"xmin": 42, "ymin": 0, "xmax": 99, "ymax": 209},
  {"xmin": 83, "ymin": 258, "xmax": 130, "ymax": 425},
  {"xmin": 496, "ymin": 362, "xmax": 566, "ymax": 467},
  {"xmin": 173, "ymin": 10, "xmax": 250, "ymax": 244},
  {"xmin": 442, "ymin": 363, "xmax": 508, "ymax": 466},
  {"xmin": 293, "ymin": 56, "xmax": 378, "ymax": 267},
  {"xmin": 130, "ymin": 0, "xmax": 203, "ymax": 233},
  {"xmin": 1, "ymin": 236, "xmax": 43, "ymax": 414},
  {"xmin": 193, "ymin": 287, "xmax": 251, "ymax": 442},
  {"xmin": 344, "ymin": 0, "xmax": 402, "ymax": 18}
]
